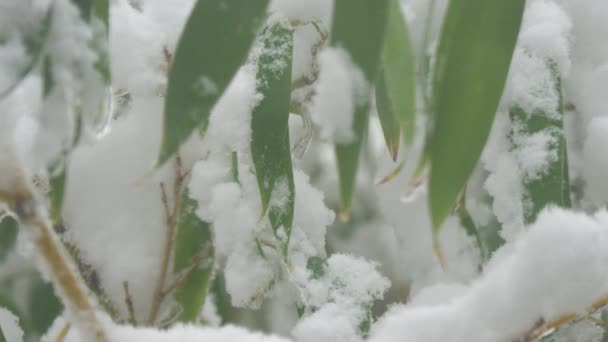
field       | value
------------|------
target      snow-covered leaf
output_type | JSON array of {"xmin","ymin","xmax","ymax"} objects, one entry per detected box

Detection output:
[
  {"xmin": 158, "ymin": 0, "xmax": 269, "ymax": 166},
  {"xmin": 510, "ymin": 62, "xmax": 570, "ymax": 224},
  {"xmin": 251, "ymin": 22, "xmax": 295, "ymax": 252},
  {"xmin": 428, "ymin": 0, "xmax": 525, "ymax": 231},
  {"xmin": 331, "ymin": 0, "xmax": 389, "ymax": 218},
  {"xmin": 173, "ymin": 189, "xmax": 215, "ymax": 323}
]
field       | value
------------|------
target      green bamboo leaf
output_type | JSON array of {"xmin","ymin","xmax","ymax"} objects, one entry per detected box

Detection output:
[
  {"xmin": 428, "ymin": 0, "xmax": 524, "ymax": 231},
  {"xmin": 375, "ymin": 70, "xmax": 401, "ymax": 161},
  {"xmin": 0, "ymin": 4, "xmax": 53, "ymax": 98},
  {"xmin": 331, "ymin": 0, "xmax": 389, "ymax": 219},
  {"xmin": 29, "ymin": 280, "xmax": 62, "ymax": 334},
  {"xmin": 158, "ymin": 0, "xmax": 269, "ymax": 166},
  {"xmin": 510, "ymin": 62, "xmax": 570, "ymax": 224},
  {"xmin": 250, "ymin": 22, "xmax": 295, "ymax": 253},
  {"xmin": 379, "ymin": 0, "xmax": 416, "ymax": 148},
  {"xmin": 0, "ymin": 216, "xmax": 17, "ymax": 263},
  {"xmin": 173, "ymin": 190, "xmax": 215, "ymax": 323}
]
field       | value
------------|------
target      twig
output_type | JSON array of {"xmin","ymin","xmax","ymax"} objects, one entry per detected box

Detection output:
[
  {"xmin": 524, "ymin": 294, "xmax": 608, "ymax": 341},
  {"xmin": 147, "ymin": 156, "xmax": 186, "ymax": 325},
  {"xmin": 56, "ymin": 322, "xmax": 71, "ymax": 342},
  {"xmin": 123, "ymin": 281, "xmax": 137, "ymax": 326},
  {"xmin": 161, "ymin": 244, "xmax": 212, "ymax": 297}
]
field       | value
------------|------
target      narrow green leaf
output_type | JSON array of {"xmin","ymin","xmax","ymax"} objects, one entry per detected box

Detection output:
[
  {"xmin": 173, "ymin": 190, "xmax": 215, "ymax": 323},
  {"xmin": 375, "ymin": 69, "xmax": 401, "ymax": 161},
  {"xmin": 331, "ymin": 0, "xmax": 389, "ymax": 218},
  {"xmin": 428, "ymin": 0, "xmax": 525, "ymax": 231},
  {"xmin": 29, "ymin": 280, "xmax": 62, "ymax": 334},
  {"xmin": 250, "ymin": 22, "xmax": 295, "ymax": 252},
  {"xmin": 158, "ymin": 0, "xmax": 269, "ymax": 166},
  {"xmin": 510, "ymin": 62, "xmax": 570, "ymax": 224},
  {"xmin": 0, "ymin": 216, "xmax": 18, "ymax": 263},
  {"xmin": 0, "ymin": 4, "xmax": 53, "ymax": 98},
  {"xmin": 379, "ymin": 0, "xmax": 416, "ymax": 146}
]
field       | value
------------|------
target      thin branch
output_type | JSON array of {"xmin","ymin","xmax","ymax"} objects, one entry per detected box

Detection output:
[
  {"xmin": 123, "ymin": 281, "xmax": 137, "ymax": 326},
  {"xmin": 147, "ymin": 182, "xmax": 176, "ymax": 325},
  {"xmin": 147, "ymin": 156, "xmax": 187, "ymax": 325},
  {"xmin": 161, "ymin": 243, "xmax": 212, "ymax": 297},
  {"xmin": 524, "ymin": 294, "xmax": 608, "ymax": 341},
  {"xmin": 56, "ymin": 322, "xmax": 71, "ymax": 342}
]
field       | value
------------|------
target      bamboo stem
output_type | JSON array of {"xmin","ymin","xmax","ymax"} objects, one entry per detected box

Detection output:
[{"xmin": 2, "ymin": 184, "xmax": 108, "ymax": 341}]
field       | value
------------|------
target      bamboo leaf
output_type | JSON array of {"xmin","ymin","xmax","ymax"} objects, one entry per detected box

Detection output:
[
  {"xmin": 29, "ymin": 280, "xmax": 62, "ymax": 334},
  {"xmin": 251, "ymin": 22, "xmax": 295, "ymax": 253},
  {"xmin": 0, "ymin": 216, "xmax": 17, "ymax": 263},
  {"xmin": 378, "ymin": 0, "xmax": 416, "ymax": 149},
  {"xmin": 510, "ymin": 62, "xmax": 570, "ymax": 224},
  {"xmin": 158, "ymin": 0, "xmax": 269, "ymax": 166},
  {"xmin": 173, "ymin": 189, "xmax": 215, "ymax": 323},
  {"xmin": 375, "ymin": 70, "xmax": 401, "ymax": 161},
  {"xmin": 331, "ymin": 0, "xmax": 389, "ymax": 219},
  {"xmin": 428, "ymin": 0, "xmax": 525, "ymax": 231}
]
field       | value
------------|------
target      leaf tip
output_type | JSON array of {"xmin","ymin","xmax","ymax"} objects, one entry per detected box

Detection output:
[{"xmin": 338, "ymin": 209, "xmax": 351, "ymax": 223}]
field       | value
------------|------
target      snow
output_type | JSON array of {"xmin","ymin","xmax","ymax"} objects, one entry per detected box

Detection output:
[
  {"xmin": 371, "ymin": 208, "xmax": 608, "ymax": 342},
  {"xmin": 0, "ymin": 307, "xmax": 23, "ymax": 342},
  {"xmin": 44, "ymin": 316, "xmax": 291, "ymax": 342},
  {"xmin": 310, "ymin": 47, "xmax": 369, "ymax": 144},
  {"xmin": 583, "ymin": 117, "xmax": 608, "ymax": 206},
  {"xmin": 482, "ymin": 0, "xmax": 572, "ymax": 240}
]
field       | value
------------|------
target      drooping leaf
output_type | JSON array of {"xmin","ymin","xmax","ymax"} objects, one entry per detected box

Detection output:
[
  {"xmin": 510, "ymin": 62, "xmax": 570, "ymax": 224},
  {"xmin": 378, "ymin": 0, "xmax": 416, "ymax": 149},
  {"xmin": 250, "ymin": 22, "xmax": 295, "ymax": 252},
  {"xmin": 428, "ymin": 0, "xmax": 525, "ymax": 231},
  {"xmin": 173, "ymin": 190, "xmax": 215, "ymax": 323},
  {"xmin": 29, "ymin": 280, "xmax": 62, "ymax": 334},
  {"xmin": 0, "ymin": 4, "xmax": 53, "ymax": 98},
  {"xmin": 0, "ymin": 216, "xmax": 17, "ymax": 263},
  {"xmin": 158, "ymin": 0, "xmax": 269, "ymax": 166},
  {"xmin": 375, "ymin": 69, "xmax": 401, "ymax": 161},
  {"xmin": 331, "ymin": 0, "xmax": 389, "ymax": 219}
]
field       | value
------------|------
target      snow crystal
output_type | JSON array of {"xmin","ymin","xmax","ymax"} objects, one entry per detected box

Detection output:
[{"xmin": 310, "ymin": 47, "xmax": 369, "ymax": 144}]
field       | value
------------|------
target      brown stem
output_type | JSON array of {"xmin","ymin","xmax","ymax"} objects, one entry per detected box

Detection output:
[
  {"xmin": 161, "ymin": 244, "xmax": 211, "ymax": 297},
  {"xmin": 4, "ymin": 185, "xmax": 108, "ymax": 341},
  {"xmin": 524, "ymin": 294, "xmax": 608, "ymax": 341},
  {"xmin": 147, "ymin": 157, "xmax": 186, "ymax": 325}
]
